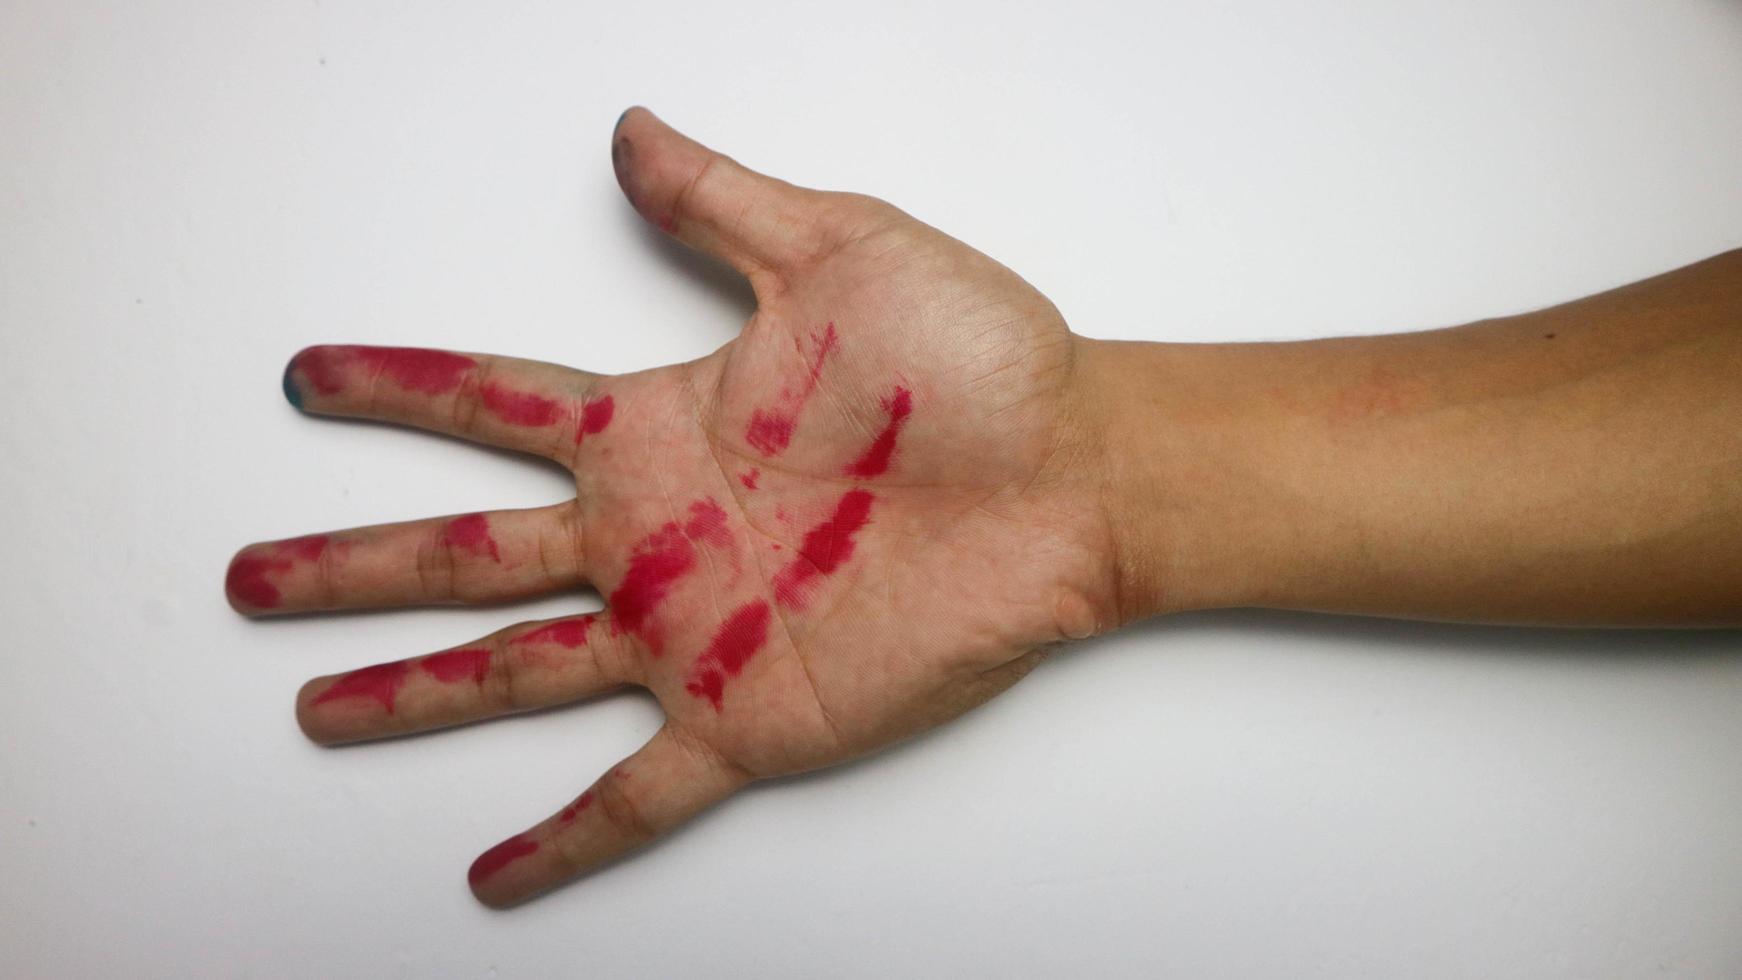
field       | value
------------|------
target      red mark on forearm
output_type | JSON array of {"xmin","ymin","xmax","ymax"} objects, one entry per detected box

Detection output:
[
  {"xmin": 312, "ymin": 661, "xmax": 410, "ymax": 713},
  {"xmin": 439, "ymin": 513, "xmax": 501, "ymax": 563},
  {"xmin": 514, "ymin": 615, "xmax": 595, "ymax": 648},
  {"xmin": 291, "ymin": 346, "xmax": 476, "ymax": 397},
  {"xmin": 557, "ymin": 790, "xmax": 595, "ymax": 825},
  {"xmin": 481, "ymin": 383, "xmax": 561, "ymax": 427},
  {"xmin": 684, "ymin": 599, "xmax": 772, "ymax": 711},
  {"xmin": 469, "ymin": 834, "xmax": 539, "ymax": 887},
  {"xmin": 744, "ymin": 323, "xmax": 838, "ymax": 456},
  {"xmin": 226, "ymin": 534, "xmax": 329, "ymax": 609},
  {"xmin": 421, "ymin": 647, "xmax": 492, "ymax": 685},
  {"xmin": 739, "ymin": 468, "xmax": 759, "ymax": 490},
  {"xmin": 844, "ymin": 387, "xmax": 912, "ymax": 477},
  {"xmin": 772, "ymin": 490, "xmax": 874, "ymax": 608},
  {"xmin": 575, "ymin": 394, "xmax": 615, "ymax": 445}
]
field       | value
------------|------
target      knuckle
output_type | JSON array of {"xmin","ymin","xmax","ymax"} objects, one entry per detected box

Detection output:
[
  {"xmin": 595, "ymin": 777, "xmax": 659, "ymax": 845},
  {"xmin": 414, "ymin": 525, "xmax": 459, "ymax": 602},
  {"xmin": 479, "ymin": 632, "xmax": 522, "ymax": 712}
]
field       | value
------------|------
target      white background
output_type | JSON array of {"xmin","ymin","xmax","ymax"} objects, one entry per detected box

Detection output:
[{"xmin": 3, "ymin": 1, "xmax": 1740, "ymax": 976}]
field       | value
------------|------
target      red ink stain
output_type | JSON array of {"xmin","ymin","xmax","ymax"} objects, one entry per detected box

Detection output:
[
  {"xmin": 608, "ymin": 525, "xmax": 696, "ymax": 654},
  {"xmin": 514, "ymin": 615, "xmax": 595, "ymax": 648},
  {"xmin": 607, "ymin": 498, "xmax": 739, "ymax": 653},
  {"xmin": 481, "ymin": 382, "xmax": 561, "ymax": 427},
  {"xmin": 745, "ymin": 410, "xmax": 795, "ymax": 456},
  {"xmin": 844, "ymin": 386, "xmax": 912, "ymax": 477},
  {"xmin": 739, "ymin": 468, "xmax": 760, "ymax": 490},
  {"xmin": 743, "ymin": 322, "xmax": 838, "ymax": 457},
  {"xmin": 469, "ymin": 834, "xmax": 539, "ymax": 887},
  {"xmin": 575, "ymin": 395, "xmax": 615, "ymax": 445},
  {"xmin": 658, "ymin": 214, "xmax": 678, "ymax": 233},
  {"xmin": 312, "ymin": 660, "xmax": 410, "ymax": 713},
  {"xmin": 557, "ymin": 791, "xmax": 595, "ymax": 825},
  {"xmin": 292, "ymin": 346, "xmax": 476, "ymax": 396},
  {"xmin": 685, "ymin": 498, "xmax": 732, "ymax": 549},
  {"xmin": 226, "ymin": 534, "xmax": 329, "ymax": 609},
  {"xmin": 440, "ymin": 513, "xmax": 500, "ymax": 563},
  {"xmin": 772, "ymin": 490, "xmax": 874, "ymax": 608},
  {"xmin": 684, "ymin": 600, "xmax": 772, "ymax": 711},
  {"xmin": 422, "ymin": 647, "xmax": 492, "ymax": 685}
]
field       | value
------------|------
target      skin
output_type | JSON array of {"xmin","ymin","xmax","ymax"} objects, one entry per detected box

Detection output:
[{"xmin": 230, "ymin": 107, "xmax": 1742, "ymax": 908}]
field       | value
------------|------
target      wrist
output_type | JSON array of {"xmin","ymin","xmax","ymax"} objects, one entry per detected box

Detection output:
[{"xmin": 1074, "ymin": 337, "xmax": 1267, "ymax": 623}]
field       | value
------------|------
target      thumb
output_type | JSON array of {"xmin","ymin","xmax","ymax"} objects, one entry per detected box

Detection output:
[
  {"xmin": 610, "ymin": 106, "xmax": 828, "ymax": 282},
  {"xmin": 466, "ymin": 723, "xmax": 750, "ymax": 907}
]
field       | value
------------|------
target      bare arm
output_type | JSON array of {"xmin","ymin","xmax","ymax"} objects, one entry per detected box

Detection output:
[{"xmin": 1090, "ymin": 248, "xmax": 1742, "ymax": 626}]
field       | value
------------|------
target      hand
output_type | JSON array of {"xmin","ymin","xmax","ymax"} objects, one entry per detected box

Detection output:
[{"xmin": 231, "ymin": 107, "xmax": 1118, "ymax": 907}]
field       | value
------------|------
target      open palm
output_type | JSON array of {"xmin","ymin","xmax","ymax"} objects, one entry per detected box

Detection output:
[{"xmin": 230, "ymin": 108, "xmax": 1115, "ymax": 906}]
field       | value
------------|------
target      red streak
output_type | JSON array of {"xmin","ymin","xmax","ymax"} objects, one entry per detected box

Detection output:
[
  {"xmin": 557, "ymin": 791, "xmax": 595, "ymax": 825},
  {"xmin": 481, "ymin": 382, "xmax": 561, "ymax": 427},
  {"xmin": 226, "ymin": 535, "xmax": 329, "ymax": 609},
  {"xmin": 606, "ymin": 499, "xmax": 738, "ymax": 653},
  {"xmin": 576, "ymin": 395, "xmax": 615, "ymax": 444},
  {"xmin": 422, "ymin": 647, "xmax": 492, "ymax": 685},
  {"xmin": 439, "ymin": 513, "xmax": 500, "ymax": 562},
  {"xmin": 844, "ymin": 387, "xmax": 912, "ymax": 477},
  {"xmin": 745, "ymin": 409, "xmax": 794, "ymax": 456},
  {"xmin": 739, "ymin": 468, "xmax": 759, "ymax": 490},
  {"xmin": 684, "ymin": 599, "xmax": 772, "ymax": 711},
  {"xmin": 514, "ymin": 615, "xmax": 595, "ymax": 648},
  {"xmin": 743, "ymin": 322, "xmax": 838, "ymax": 457},
  {"xmin": 608, "ymin": 524, "xmax": 696, "ymax": 653},
  {"xmin": 469, "ymin": 834, "xmax": 539, "ymax": 887},
  {"xmin": 772, "ymin": 490, "xmax": 874, "ymax": 608},
  {"xmin": 685, "ymin": 498, "xmax": 731, "ymax": 549},
  {"xmin": 293, "ymin": 346, "xmax": 476, "ymax": 396},
  {"xmin": 312, "ymin": 661, "xmax": 410, "ymax": 713}
]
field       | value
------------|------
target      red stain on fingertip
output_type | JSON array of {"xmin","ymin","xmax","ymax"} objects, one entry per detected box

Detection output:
[
  {"xmin": 685, "ymin": 599, "xmax": 772, "ymax": 710},
  {"xmin": 469, "ymin": 834, "xmax": 539, "ymax": 887},
  {"xmin": 844, "ymin": 386, "xmax": 912, "ymax": 477},
  {"xmin": 312, "ymin": 660, "xmax": 410, "ymax": 713},
  {"xmin": 772, "ymin": 489, "xmax": 874, "ymax": 608},
  {"xmin": 422, "ymin": 647, "xmax": 492, "ymax": 685},
  {"xmin": 514, "ymin": 615, "xmax": 595, "ymax": 648},
  {"xmin": 739, "ymin": 468, "xmax": 759, "ymax": 490},
  {"xmin": 226, "ymin": 534, "xmax": 330, "ymax": 609},
  {"xmin": 292, "ymin": 346, "xmax": 476, "ymax": 397},
  {"xmin": 481, "ymin": 383, "xmax": 562, "ymax": 427},
  {"xmin": 440, "ymin": 513, "xmax": 501, "ymax": 563}
]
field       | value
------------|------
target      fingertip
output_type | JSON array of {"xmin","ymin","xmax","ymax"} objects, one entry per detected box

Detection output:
[
  {"xmin": 467, "ymin": 834, "xmax": 543, "ymax": 907},
  {"xmin": 294, "ymin": 678, "xmax": 331, "ymax": 744},
  {"xmin": 282, "ymin": 358, "xmax": 306, "ymax": 411},
  {"xmin": 223, "ymin": 547, "xmax": 270, "ymax": 617}
]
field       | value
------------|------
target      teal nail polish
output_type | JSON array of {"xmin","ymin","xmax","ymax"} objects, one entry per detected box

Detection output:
[{"xmin": 282, "ymin": 362, "xmax": 305, "ymax": 410}]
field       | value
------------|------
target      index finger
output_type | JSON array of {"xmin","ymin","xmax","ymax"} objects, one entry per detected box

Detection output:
[{"xmin": 283, "ymin": 345, "xmax": 618, "ymax": 463}]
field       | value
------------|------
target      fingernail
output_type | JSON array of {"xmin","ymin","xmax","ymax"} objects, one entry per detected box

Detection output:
[{"xmin": 282, "ymin": 361, "xmax": 305, "ymax": 411}]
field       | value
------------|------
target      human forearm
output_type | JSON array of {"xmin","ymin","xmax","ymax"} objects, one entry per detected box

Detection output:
[{"xmin": 1085, "ymin": 248, "xmax": 1742, "ymax": 627}]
